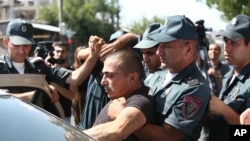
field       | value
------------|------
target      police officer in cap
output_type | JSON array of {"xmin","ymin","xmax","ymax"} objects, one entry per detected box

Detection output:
[
  {"xmin": 108, "ymin": 15, "xmax": 211, "ymax": 141},
  {"xmin": 0, "ymin": 19, "xmax": 103, "ymax": 105},
  {"xmin": 208, "ymin": 14, "xmax": 250, "ymax": 141},
  {"xmin": 134, "ymin": 23, "xmax": 167, "ymax": 96}
]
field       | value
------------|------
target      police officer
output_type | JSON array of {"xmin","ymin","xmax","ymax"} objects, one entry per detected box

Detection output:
[
  {"xmin": 208, "ymin": 14, "xmax": 250, "ymax": 141},
  {"xmin": 135, "ymin": 15, "xmax": 211, "ymax": 141},
  {"xmin": 108, "ymin": 15, "xmax": 211, "ymax": 141},
  {"xmin": 133, "ymin": 23, "xmax": 167, "ymax": 95},
  {"xmin": 0, "ymin": 19, "xmax": 103, "ymax": 103}
]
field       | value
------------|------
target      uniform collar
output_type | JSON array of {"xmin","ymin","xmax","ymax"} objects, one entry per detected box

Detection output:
[
  {"xmin": 171, "ymin": 61, "xmax": 199, "ymax": 83},
  {"xmin": 226, "ymin": 63, "xmax": 250, "ymax": 82},
  {"xmin": 4, "ymin": 55, "xmax": 14, "ymax": 69},
  {"xmin": 4, "ymin": 55, "xmax": 36, "ymax": 70}
]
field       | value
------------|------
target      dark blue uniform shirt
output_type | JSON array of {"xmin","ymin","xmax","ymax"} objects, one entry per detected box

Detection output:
[
  {"xmin": 154, "ymin": 62, "xmax": 211, "ymax": 141},
  {"xmin": 209, "ymin": 63, "xmax": 250, "ymax": 141}
]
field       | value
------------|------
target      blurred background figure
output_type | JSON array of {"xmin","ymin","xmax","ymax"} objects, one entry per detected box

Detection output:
[
  {"xmin": 71, "ymin": 46, "xmax": 89, "ymax": 126},
  {"xmin": 207, "ymin": 43, "xmax": 230, "ymax": 96},
  {"xmin": 33, "ymin": 41, "xmax": 55, "ymax": 66},
  {"xmin": 50, "ymin": 41, "xmax": 74, "ymax": 123},
  {"xmin": 52, "ymin": 41, "xmax": 70, "ymax": 68}
]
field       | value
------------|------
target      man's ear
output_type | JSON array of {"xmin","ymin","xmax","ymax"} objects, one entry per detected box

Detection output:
[
  {"xmin": 128, "ymin": 72, "xmax": 139, "ymax": 82},
  {"xmin": 183, "ymin": 42, "xmax": 194, "ymax": 58},
  {"xmin": 3, "ymin": 37, "xmax": 8, "ymax": 48}
]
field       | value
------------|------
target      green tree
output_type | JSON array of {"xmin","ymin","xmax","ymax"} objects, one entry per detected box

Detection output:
[
  {"xmin": 205, "ymin": 0, "xmax": 250, "ymax": 21},
  {"xmin": 39, "ymin": 0, "xmax": 120, "ymax": 46},
  {"xmin": 129, "ymin": 16, "xmax": 165, "ymax": 35},
  {"xmin": 39, "ymin": 3, "xmax": 58, "ymax": 26}
]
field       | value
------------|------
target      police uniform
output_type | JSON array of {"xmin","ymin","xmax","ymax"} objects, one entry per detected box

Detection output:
[
  {"xmin": 133, "ymin": 23, "xmax": 165, "ymax": 96},
  {"xmin": 209, "ymin": 63, "xmax": 250, "ymax": 141},
  {"xmin": 154, "ymin": 62, "xmax": 211, "ymax": 141},
  {"xmin": 0, "ymin": 55, "xmax": 71, "ymax": 93},
  {"xmin": 144, "ymin": 68, "xmax": 167, "ymax": 96},
  {"xmin": 207, "ymin": 14, "xmax": 250, "ymax": 141}
]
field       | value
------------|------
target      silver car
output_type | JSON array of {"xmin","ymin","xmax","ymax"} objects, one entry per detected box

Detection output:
[{"xmin": 0, "ymin": 74, "xmax": 95, "ymax": 141}]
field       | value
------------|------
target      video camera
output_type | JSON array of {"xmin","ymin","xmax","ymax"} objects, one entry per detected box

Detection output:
[
  {"xmin": 34, "ymin": 41, "xmax": 55, "ymax": 64},
  {"xmin": 195, "ymin": 20, "xmax": 219, "ymax": 94},
  {"xmin": 195, "ymin": 20, "xmax": 212, "ymax": 49}
]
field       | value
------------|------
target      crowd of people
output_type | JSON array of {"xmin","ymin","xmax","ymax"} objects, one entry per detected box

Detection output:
[{"xmin": 1, "ymin": 13, "xmax": 250, "ymax": 141}]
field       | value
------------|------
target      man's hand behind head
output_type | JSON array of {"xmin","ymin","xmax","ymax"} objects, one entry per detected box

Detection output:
[{"xmin": 108, "ymin": 97, "xmax": 126, "ymax": 120}]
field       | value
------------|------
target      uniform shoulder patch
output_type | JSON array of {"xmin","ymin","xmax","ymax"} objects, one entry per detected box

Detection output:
[{"xmin": 181, "ymin": 95, "xmax": 202, "ymax": 119}]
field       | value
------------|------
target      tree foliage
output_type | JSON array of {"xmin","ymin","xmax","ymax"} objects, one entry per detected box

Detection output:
[
  {"xmin": 39, "ymin": 0, "xmax": 166, "ymax": 46},
  {"xmin": 130, "ymin": 16, "xmax": 165, "ymax": 35},
  {"xmin": 39, "ymin": 0, "xmax": 120, "ymax": 46},
  {"xmin": 39, "ymin": 2, "xmax": 58, "ymax": 26},
  {"xmin": 205, "ymin": 0, "xmax": 250, "ymax": 21}
]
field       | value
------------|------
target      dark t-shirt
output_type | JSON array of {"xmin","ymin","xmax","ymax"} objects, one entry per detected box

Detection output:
[
  {"xmin": 57, "ymin": 66, "xmax": 73, "ymax": 118},
  {"xmin": 93, "ymin": 86, "xmax": 155, "ymax": 141}
]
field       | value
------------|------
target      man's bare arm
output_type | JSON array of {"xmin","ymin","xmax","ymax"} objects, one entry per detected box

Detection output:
[
  {"xmin": 209, "ymin": 94, "xmax": 240, "ymax": 124},
  {"xmin": 66, "ymin": 36, "xmax": 104, "ymax": 86},
  {"xmin": 77, "ymin": 47, "xmax": 90, "ymax": 61},
  {"xmin": 99, "ymin": 33, "xmax": 138, "ymax": 61},
  {"xmin": 83, "ymin": 107, "xmax": 146, "ymax": 141},
  {"xmin": 107, "ymin": 97, "xmax": 185, "ymax": 141},
  {"xmin": 51, "ymin": 82, "xmax": 76, "ymax": 100},
  {"xmin": 11, "ymin": 84, "xmax": 60, "ymax": 103},
  {"xmin": 11, "ymin": 91, "xmax": 35, "ymax": 101}
]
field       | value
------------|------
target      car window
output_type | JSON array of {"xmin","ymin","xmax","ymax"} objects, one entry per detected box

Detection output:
[
  {"xmin": 31, "ymin": 89, "xmax": 64, "ymax": 118},
  {"xmin": 0, "ymin": 74, "xmax": 64, "ymax": 118}
]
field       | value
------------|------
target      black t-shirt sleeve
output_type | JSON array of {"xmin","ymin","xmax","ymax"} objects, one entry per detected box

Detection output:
[
  {"xmin": 126, "ymin": 94, "xmax": 155, "ymax": 124},
  {"xmin": 49, "ymin": 67, "xmax": 72, "ymax": 86}
]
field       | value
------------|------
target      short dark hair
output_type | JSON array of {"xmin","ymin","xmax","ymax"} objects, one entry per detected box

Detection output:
[
  {"xmin": 106, "ymin": 49, "xmax": 144, "ymax": 79},
  {"xmin": 245, "ymin": 38, "xmax": 250, "ymax": 46},
  {"xmin": 52, "ymin": 41, "xmax": 68, "ymax": 49}
]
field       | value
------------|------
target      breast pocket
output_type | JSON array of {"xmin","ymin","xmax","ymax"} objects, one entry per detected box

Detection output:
[{"xmin": 154, "ymin": 87, "xmax": 179, "ymax": 115}]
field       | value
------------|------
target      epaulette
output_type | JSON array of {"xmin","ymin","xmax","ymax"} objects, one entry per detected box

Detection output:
[{"xmin": 187, "ymin": 78, "xmax": 200, "ymax": 87}]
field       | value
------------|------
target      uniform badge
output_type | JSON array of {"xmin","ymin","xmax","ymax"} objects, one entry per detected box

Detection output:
[
  {"xmin": 230, "ymin": 87, "xmax": 239, "ymax": 100},
  {"xmin": 231, "ymin": 17, "xmax": 237, "ymax": 25},
  {"xmin": 148, "ymin": 87, "xmax": 155, "ymax": 96},
  {"xmin": 21, "ymin": 25, "xmax": 27, "ymax": 33},
  {"xmin": 160, "ymin": 87, "xmax": 172, "ymax": 98},
  {"xmin": 187, "ymin": 79, "xmax": 199, "ymax": 87},
  {"xmin": 164, "ymin": 87, "xmax": 171, "ymax": 96},
  {"xmin": 182, "ymin": 95, "xmax": 202, "ymax": 119}
]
